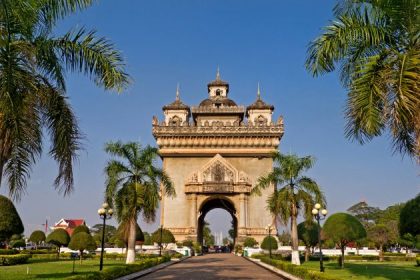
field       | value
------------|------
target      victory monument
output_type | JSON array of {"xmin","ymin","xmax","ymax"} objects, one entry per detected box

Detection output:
[{"xmin": 152, "ymin": 70, "xmax": 284, "ymax": 244}]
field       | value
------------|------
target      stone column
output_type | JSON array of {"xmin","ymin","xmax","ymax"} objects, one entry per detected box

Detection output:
[
  {"xmin": 190, "ymin": 193, "xmax": 197, "ymax": 229},
  {"xmin": 239, "ymin": 193, "xmax": 246, "ymax": 228}
]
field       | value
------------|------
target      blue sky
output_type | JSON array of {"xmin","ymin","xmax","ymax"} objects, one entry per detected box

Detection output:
[{"xmin": 2, "ymin": 0, "xmax": 418, "ymax": 237}]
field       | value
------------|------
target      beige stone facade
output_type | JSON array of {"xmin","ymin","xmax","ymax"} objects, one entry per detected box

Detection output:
[{"xmin": 152, "ymin": 72, "xmax": 284, "ymax": 244}]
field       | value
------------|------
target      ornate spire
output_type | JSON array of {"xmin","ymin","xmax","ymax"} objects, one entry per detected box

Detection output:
[
  {"xmin": 257, "ymin": 82, "xmax": 261, "ymax": 100},
  {"xmin": 176, "ymin": 83, "xmax": 180, "ymax": 101},
  {"xmin": 216, "ymin": 66, "xmax": 221, "ymax": 80}
]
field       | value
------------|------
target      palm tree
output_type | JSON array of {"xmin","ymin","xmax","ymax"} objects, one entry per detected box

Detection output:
[
  {"xmin": 104, "ymin": 141, "xmax": 175, "ymax": 264},
  {"xmin": 253, "ymin": 153, "xmax": 325, "ymax": 265},
  {"xmin": 306, "ymin": 0, "xmax": 419, "ymax": 161},
  {"xmin": 0, "ymin": 0, "xmax": 130, "ymax": 200}
]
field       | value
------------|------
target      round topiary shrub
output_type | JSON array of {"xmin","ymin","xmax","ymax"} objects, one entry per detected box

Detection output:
[
  {"xmin": 261, "ymin": 236, "xmax": 278, "ymax": 250},
  {"xmin": 243, "ymin": 237, "xmax": 258, "ymax": 248},
  {"xmin": 72, "ymin": 225, "xmax": 90, "ymax": 236},
  {"xmin": 0, "ymin": 195, "xmax": 24, "ymax": 242}
]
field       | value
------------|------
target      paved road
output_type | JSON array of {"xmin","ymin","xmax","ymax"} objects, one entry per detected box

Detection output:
[{"xmin": 138, "ymin": 253, "xmax": 285, "ymax": 280}]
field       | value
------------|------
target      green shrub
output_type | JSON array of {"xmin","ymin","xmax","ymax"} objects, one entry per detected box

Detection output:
[
  {"xmin": 0, "ymin": 254, "xmax": 30, "ymax": 265},
  {"xmin": 257, "ymin": 256, "xmax": 338, "ymax": 280},
  {"xmin": 21, "ymin": 249, "xmax": 55, "ymax": 255},
  {"xmin": 0, "ymin": 249, "xmax": 18, "ymax": 255},
  {"xmin": 416, "ymin": 257, "xmax": 420, "ymax": 266},
  {"xmin": 63, "ymin": 255, "xmax": 170, "ymax": 279},
  {"xmin": 243, "ymin": 237, "xmax": 258, "ymax": 248},
  {"xmin": 260, "ymin": 236, "xmax": 278, "ymax": 250}
]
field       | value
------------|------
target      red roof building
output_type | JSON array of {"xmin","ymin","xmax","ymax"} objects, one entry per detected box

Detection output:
[{"xmin": 51, "ymin": 218, "xmax": 86, "ymax": 236}]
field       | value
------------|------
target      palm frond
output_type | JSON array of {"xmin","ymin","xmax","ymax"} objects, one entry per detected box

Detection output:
[
  {"xmin": 52, "ymin": 27, "xmax": 130, "ymax": 92},
  {"xmin": 40, "ymin": 85, "xmax": 81, "ymax": 195},
  {"xmin": 345, "ymin": 53, "xmax": 389, "ymax": 143},
  {"xmin": 306, "ymin": 8, "xmax": 389, "ymax": 80}
]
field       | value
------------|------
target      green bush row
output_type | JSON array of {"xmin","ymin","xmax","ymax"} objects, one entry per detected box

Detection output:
[
  {"xmin": 21, "ymin": 249, "xmax": 55, "ymax": 255},
  {"xmin": 30, "ymin": 253, "xmax": 59, "ymax": 259},
  {"xmin": 257, "ymin": 256, "xmax": 339, "ymax": 280},
  {"xmin": 416, "ymin": 257, "xmax": 420, "ymax": 267},
  {"xmin": 0, "ymin": 249, "xmax": 19, "ymax": 255},
  {"xmin": 64, "ymin": 255, "xmax": 171, "ymax": 280},
  {"xmin": 0, "ymin": 254, "xmax": 31, "ymax": 266}
]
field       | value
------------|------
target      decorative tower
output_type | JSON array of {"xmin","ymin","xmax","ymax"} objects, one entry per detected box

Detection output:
[
  {"xmin": 246, "ymin": 83, "xmax": 274, "ymax": 126},
  {"xmin": 152, "ymin": 70, "xmax": 284, "ymax": 244},
  {"xmin": 162, "ymin": 84, "xmax": 190, "ymax": 126}
]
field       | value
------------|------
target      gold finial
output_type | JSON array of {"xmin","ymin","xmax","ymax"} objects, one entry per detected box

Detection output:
[
  {"xmin": 176, "ymin": 83, "xmax": 180, "ymax": 101},
  {"xmin": 216, "ymin": 66, "xmax": 220, "ymax": 80},
  {"xmin": 257, "ymin": 82, "xmax": 261, "ymax": 100}
]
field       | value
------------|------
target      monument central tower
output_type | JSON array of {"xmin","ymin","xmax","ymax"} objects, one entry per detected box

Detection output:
[{"xmin": 152, "ymin": 70, "xmax": 284, "ymax": 243}]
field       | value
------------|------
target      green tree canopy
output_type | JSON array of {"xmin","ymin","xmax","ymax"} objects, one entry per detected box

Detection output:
[
  {"xmin": 72, "ymin": 224, "xmax": 90, "ymax": 236},
  {"xmin": 0, "ymin": 195, "xmax": 24, "ymax": 241},
  {"xmin": 46, "ymin": 228, "xmax": 70, "ymax": 248},
  {"xmin": 297, "ymin": 221, "xmax": 319, "ymax": 248},
  {"xmin": 29, "ymin": 230, "xmax": 46, "ymax": 244},
  {"xmin": 91, "ymin": 224, "xmax": 117, "ymax": 245},
  {"xmin": 261, "ymin": 236, "xmax": 278, "ymax": 250},
  {"xmin": 68, "ymin": 232, "xmax": 97, "ymax": 263},
  {"xmin": 10, "ymin": 239, "xmax": 26, "ymax": 248},
  {"xmin": 0, "ymin": 0, "xmax": 130, "ymax": 201},
  {"xmin": 368, "ymin": 224, "xmax": 389, "ymax": 261},
  {"xmin": 323, "ymin": 213, "xmax": 366, "ymax": 268},
  {"xmin": 399, "ymin": 194, "xmax": 420, "ymax": 236},
  {"xmin": 151, "ymin": 228, "xmax": 175, "ymax": 248},
  {"xmin": 243, "ymin": 237, "xmax": 258, "ymax": 248},
  {"xmin": 306, "ymin": 0, "xmax": 420, "ymax": 160},
  {"xmin": 347, "ymin": 201, "xmax": 380, "ymax": 225}
]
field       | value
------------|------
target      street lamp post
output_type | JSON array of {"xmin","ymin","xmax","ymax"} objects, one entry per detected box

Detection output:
[
  {"xmin": 312, "ymin": 203, "xmax": 327, "ymax": 272},
  {"xmin": 98, "ymin": 203, "xmax": 113, "ymax": 271},
  {"xmin": 265, "ymin": 224, "xmax": 273, "ymax": 258}
]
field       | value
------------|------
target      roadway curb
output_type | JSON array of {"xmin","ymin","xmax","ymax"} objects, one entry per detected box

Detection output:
[
  {"xmin": 244, "ymin": 257, "xmax": 301, "ymax": 280},
  {"xmin": 116, "ymin": 256, "xmax": 191, "ymax": 280}
]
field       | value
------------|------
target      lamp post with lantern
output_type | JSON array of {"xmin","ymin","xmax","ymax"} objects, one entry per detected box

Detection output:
[
  {"xmin": 312, "ymin": 203, "xmax": 327, "ymax": 272},
  {"xmin": 98, "ymin": 203, "xmax": 113, "ymax": 271},
  {"xmin": 265, "ymin": 224, "xmax": 274, "ymax": 258}
]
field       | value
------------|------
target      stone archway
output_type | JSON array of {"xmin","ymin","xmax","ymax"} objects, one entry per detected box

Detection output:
[{"xmin": 197, "ymin": 196, "xmax": 238, "ymax": 245}]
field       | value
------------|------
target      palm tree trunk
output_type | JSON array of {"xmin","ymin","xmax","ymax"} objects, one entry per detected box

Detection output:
[
  {"xmin": 379, "ymin": 244, "xmax": 384, "ymax": 261},
  {"xmin": 126, "ymin": 218, "xmax": 136, "ymax": 264},
  {"xmin": 290, "ymin": 210, "xmax": 301, "ymax": 265},
  {"xmin": 305, "ymin": 246, "xmax": 310, "ymax": 262}
]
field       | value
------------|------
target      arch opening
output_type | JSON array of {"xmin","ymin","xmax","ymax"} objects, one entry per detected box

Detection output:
[{"xmin": 197, "ymin": 196, "xmax": 237, "ymax": 248}]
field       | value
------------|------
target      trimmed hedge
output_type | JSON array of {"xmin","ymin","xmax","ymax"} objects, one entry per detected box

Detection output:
[
  {"xmin": 256, "ymin": 256, "xmax": 339, "ymax": 280},
  {"xmin": 0, "ymin": 249, "xmax": 19, "ymax": 255},
  {"xmin": 416, "ymin": 257, "xmax": 420, "ymax": 267},
  {"xmin": 30, "ymin": 253, "xmax": 59, "ymax": 259},
  {"xmin": 64, "ymin": 255, "xmax": 170, "ymax": 280},
  {"xmin": 21, "ymin": 249, "xmax": 55, "ymax": 255},
  {"xmin": 0, "ymin": 254, "xmax": 30, "ymax": 265}
]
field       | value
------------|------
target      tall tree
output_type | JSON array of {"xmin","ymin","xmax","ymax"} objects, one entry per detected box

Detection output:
[
  {"xmin": 368, "ymin": 224, "xmax": 389, "ymax": 261},
  {"xmin": 347, "ymin": 201, "xmax": 381, "ymax": 225},
  {"xmin": 306, "ymin": 0, "xmax": 420, "ymax": 161},
  {"xmin": 0, "ymin": 0, "xmax": 130, "ymax": 200},
  {"xmin": 104, "ymin": 141, "xmax": 175, "ymax": 263},
  {"xmin": 399, "ymin": 193, "xmax": 420, "ymax": 236},
  {"xmin": 297, "ymin": 221, "xmax": 319, "ymax": 262},
  {"xmin": 253, "ymin": 153, "xmax": 325, "ymax": 265}
]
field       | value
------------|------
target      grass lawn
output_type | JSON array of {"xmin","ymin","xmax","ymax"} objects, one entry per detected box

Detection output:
[
  {"xmin": 302, "ymin": 260, "xmax": 420, "ymax": 280},
  {"xmin": 0, "ymin": 258, "xmax": 129, "ymax": 280}
]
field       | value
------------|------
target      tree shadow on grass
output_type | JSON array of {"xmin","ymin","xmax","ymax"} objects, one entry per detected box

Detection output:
[{"xmin": 324, "ymin": 262, "xmax": 420, "ymax": 280}]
